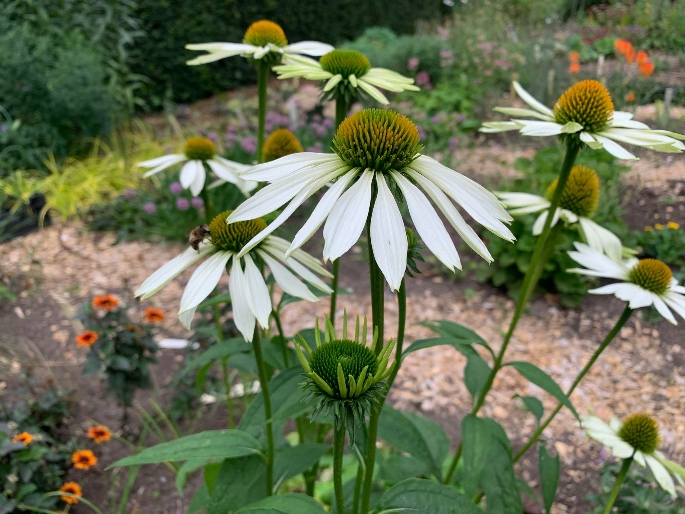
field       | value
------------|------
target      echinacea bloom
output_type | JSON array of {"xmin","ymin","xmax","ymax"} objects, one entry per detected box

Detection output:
[
  {"xmin": 12, "ymin": 432, "xmax": 33, "ymax": 445},
  {"xmin": 92, "ymin": 294, "xmax": 119, "ymax": 311},
  {"xmin": 568, "ymin": 243, "xmax": 685, "ymax": 324},
  {"xmin": 144, "ymin": 307, "xmax": 165, "ymax": 324},
  {"xmin": 138, "ymin": 137, "xmax": 256, "ymax": 197},
  {"xmin": 273, "ymin": 49, "xmax": 419, "ymax": 104},
  {"xmin": 75, "ymin": 330, "xmax": 98, "ymax": 347},
  {"xmin": 186, "ymin": 19, "xmax": 333, "ymax": 66},
  {"xmin": 227, "ymin": 109, "xmax": 514, "ymax": 291},
  {"xmin": 59, "ymin": 482, "xmax": 82, "ymax": 504},
  {"xmin": 72, "ymin": 449, "xmax": 97, "ymax": 470},
  {"xmin": 582, "ymin": 414, "xmax": 685, "ymax": 497},
  {"xmin": 481, "ymin": 80, "xmax": 685, "ymax": 159},
  {"xmin": 87, "ymin": 425, "xmax": 111, "ymax": 443},
  {"xmin": 497, "ymin": 165, "xmax": 622, "ymax": 260},
  {"xmin": 262, "ymin": 129, "xmax": 303, "ymax": 163},
  {"xmin": 135, "ymin": 211, "xmax": 332, "ymax": 341}
]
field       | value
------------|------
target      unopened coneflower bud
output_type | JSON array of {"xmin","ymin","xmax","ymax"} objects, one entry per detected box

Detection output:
[
  {"xmin": 184, "ymin": 137, "xmax": 216, "ymax": 161},
  {"xmin": 262, "ymin": 129, "xmax": 303, "ymax": 162},
  {"xmin": 618, "ymin": 413, "xmax": 660, "ymax": 454}
]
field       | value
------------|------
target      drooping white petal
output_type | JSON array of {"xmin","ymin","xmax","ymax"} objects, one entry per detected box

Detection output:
[
  {"xmin": 663, "ymin": 292, "xmax": 685, "ymax": 321},
  {"xmin": 578, "ymin": 217, "xmax": 623, "ymax": 262},
  {"xmin": 356, "ymin": 79, "xmax": 390, "ymax": 104},
  {"xmin": 242, "ymin": 253, "xmax": 272, "ymax": 329},
  {"xmin": 139, "ymin": 154, "xmax": 187, "ymax": 177},
  {"xmin": 580, "ymin": 131, "xmax": 604, "ymax": 150},
  {"xmin": 532, "ymin": 209, "xmax": 561, "ymax": 236},
  {"xmin": 268, "ymin": 236, "xmax": 332, "ymax": 277},
  {"xmin": 189, "ymin": 163, "xmax": 206, "ymax": 197},
  {"xmin": 206, "ymin": 158, "xmax": 247, "ymax": 184},
  {"xmin": 228, "ymin": 257, "xmax": 256, "ymax": 341},
  {"xmin": 652, "ymin": 295, "xmax": 677, "ymax": 324},
  {"xmin": 588, "ymin": 283, "xmax": 628, "ymax": 295},
  {"xmin": 513, "ymin": 81, "xmax": 554, "ymax": 117},
  {"xmin": 258, "ymin": 249, "xmax": 317, "ymax": 302},
  {"xmin": 567, "ymin": 243, "xmax": 630, "ymax": 280},
  {"xmin": 136, "ymin": 245, "xmax": 216, "ymax": 300},
  {"xmin": 323, "ymin": 169, "xmax": 374, "ymax": 261},
  {"xmin": 284, "ymin": 41, "xmax": 335, "ymax": 57},
  {"xmin": 560, "ymin": 121, "xmax": 584, "ymax": 133},
  {"xmin": 265, "ymin": 249, "xmax": 332, "ymax": 293},
  {"xmin": 179, "ymin": 160, "xmax": 203, "ymax": 191},
  {"xmin": 179, "ymin": 309, "xmax": 197, "ymax": 330},
  {"xmin": 179, "ymin": 251, "xmax": 231, "ymax": 317},
  {"xmin": 391, "ymin": 171, "xmax": 461, "ymax": 271},
  {"xmin": 593, "ymin": 135, "xmax": 638, "ymax": 160},
  {"xmin": 645, "ymin": 455, "xmax": 677, "ymax": 498},
  {"xmin": 370, "ymin": 174, "xmax": 408, "ymax": 291},
  {"xmin": 496, "ymin": 192, "xmax": 549, "ymax": 209},
  {"xmin": 323, "ymin": 74, "xmax": 343, "ymax": 91},
  {"xmin": 241, "ymin": 153, "xmax": 340, "ymax": 182}
]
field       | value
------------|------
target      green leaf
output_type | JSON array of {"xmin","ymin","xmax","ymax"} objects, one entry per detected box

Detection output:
[
  {"xmin": 178, "ymin": 338, "xmax": 251, "ymax": 379},
  {"xmin": 208, "ymin": 455, "xmax": 266, "ymax": 514},
  {"xmin": 506, "ymin": 361, "xmax": 579, "ymax": 421},
  {"xmin": 539, "ymin": 443, "xmax": 560, "ymax": 513},
  {"xmin": 378, "ymin": 405, "xmax": 449, "ymax": 480},
  {"xmin": 419, "ymin": 320, "xmax": 491, "ymax": 350},
  {"xmin": 197, "ymin": 291, "xmax": 232, "ymax": 310},
  {"xmin": 274, "ymin": 443, "xmax": 329, "ymax": 486},
  {"xmin": 376, "ymin": 478, "xmax": 484, "ymax": 513},
  {"xmin": 188, "ymin": 482, "xmax": 210, "ymax": 514},
  {"xmin": 110, "ymin": 430, "xmax": 264, "ymax": 468},
  {"xmin": 462, "ymin": 415, "xmax": 522, "ymax": 514},
  {"xmin": 378, "ymin": 454, "xmax": 429, "ymax": 484},
  {"xmin": 235, "ymin": 494, "xmax": 327, "ymax": 513},
  {"xmin": 515, "ymin": 394, "xmax": 544, "ymax": 424},
  {"xmin": 463, "ymin": 347, "xmax": 491, "ymax": 401}
]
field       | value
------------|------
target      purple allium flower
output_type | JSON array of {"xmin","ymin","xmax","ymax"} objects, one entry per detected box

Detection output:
[
  {"xmin": 415, "ymin": 71, "xmax": 433, "ymax": 90},
  {"xmin": 440, "ymin": 50, "xmax": 453, "ymax": 59},
  {"xmin": 207, "ymin": 131, "xmax": 218, "ymax": 142},
  {"xmin": 143, "ymin": 202, "xmax": 156, "ymax": 214},
  {"xmin": 240, "ymin": 136, "xmax": 257, "ymax": 154},
  {"xmin": 191, "ymin": 197, "xmax": 204, "ymax": 209},
  {"xmin": 122, "ymin": 188, "xmax": 137, "ymax": 199},
  {"xmin": 407, "ymin": 57, "xmax": 420, "ymax": 71},
  {"xmin": 176, "ymin": 197, "xmax": 190, "ymax": 211},
  {"xmin": 169, "ymin": 181, "xmax": 183, "ymax": 194}
]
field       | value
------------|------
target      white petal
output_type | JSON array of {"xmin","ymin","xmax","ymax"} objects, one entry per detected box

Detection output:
[
  {"xmin": 513, "ymin": 81, "xmax": 554, "ymax": 117},
  {"xmin": 517, "ymin": 120, "xmax": 564, "ymax": 136},
  {"xmin": 578, "ymin": 217, "xmax": 623, "ymax": 262},
  {"xmin": 588, "ymin": 283, "xmax": 627, "ymax": 295},
  {"xmin": 190, "ymin": 164, "xmax": 206, "ymax": 197},
  {"xmin": 593, "ymin": 135, "xmax": 638, "ymax": 160},
  {"xmin": 662, "ymin": 292, "xmax": 685, "ymax": 322},
  {"xmin": 532, "ymin": 209, "xmax": 561, "ymax": 236},
  {"xmin": 323, "ymin": 74, "xmax": 343, "ymax": 91},
  {"xmin": 228, "ymin": 258, "xmax": 256, "ymax": 342},
  {"xmin": 560, "ymin": 121, "xmax": 583, "ymax": 133},
  {"xmin": 179, "ymin": 309, "xmax": 197, "ymax": 330},
  {"xmin": 206, "ymin": 158, "xmax": 246, "ymax": 185},
  {"xmin": 356, "ymin": 79, "xmax": 390, "ymax": 104},
  {"xmin": 567, "ymin": 243, "xmax": 630, "ymax": 280},
  {"xmin": 480, "ymin": 121, "xmax": 521, "ymax": 133},
  {"xmin": 323, "ymin": 169, "xmax": 374, "ymax": 261},
  {"xmin": 371, "ymin": 175, "xmax": 408, "ymax": 291},
  {"xmin": 135, "ymin": 245, "xmax": 215, "ymax": 299},
  {"xmin": 241, "ymin": 153, "xmax": 340, "ymax": 182},
  {"xmin": 258, "ymin": 249, "xmax": 317, "ymax": 302},
  {"xmin": 652, "ymin": 295, "xmax": 677, "ymax": 324},
  {"xmin": 139, "ymin": 154, "xmax": 186, "ymax": 177},
  {"xmin": 580, "ymin": 131, "xmax": 604, "ymax": 150},
  {"xmin": 493, "ymin": 107, "xmax": 553, "ymax": 121},
  {"xmin": 179, "ymin": 160, "xmax": 202, "ymax": 190},
  {"xmin": 242, "ymin": 254, "xmax": 272, "ymax": 329},
  {"xmin": 645, "ymin": 455, "xmax": 677, "ymax": 497},
  {"xmin": 179, "ymin": 251, "xmax": 231, "ymax": 315},
  {"xmin": 391, "ymin": 171, "xmax": 461, "ymax": 271},
  {"xmin": 496, "ymin": 192, "xmax": 549, "ymax": 209},
  {"xmin": 284, "ymin": 41, "xmax": 334, "ymax": 57}
]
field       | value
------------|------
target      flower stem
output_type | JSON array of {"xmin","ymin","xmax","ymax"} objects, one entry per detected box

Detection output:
[
  {"xmin": 272, "ymin": 309, "xmax": 289, "ymax": 368},
  {"xmin": 251, "ymin": 328, "xmax": 274, "ymax": 495},
  {"xmin": 386, "ymin": 279, "xmax": 406, "ymax": 390},
  {"xmin": 328, "ymin": 98, "xmax": 349, "ymax": 330},
  {"xmin": 221, "ymin": 357, "xmax": 234, "ymax": 429},
  {"xmin": 513, "ymin": 306, "xmax": 632, "ymax": 462},
  {"xmin": 256, "ymin": 60, "xmax": 269, "ymax": 164},
  {"xmin": 603, "ymin": 456, "xmax": 633, "ymax": 514},
  {"xmin": 333, "ymin": 420, "xmax": 346, "ymax": 514},
  {"xmin": 200, "ymin": 186, "xmax": 214, "ymax": 221},
  {"xmin": 443, "ymin": 139, "xmax": 580, "ymax": 485}
]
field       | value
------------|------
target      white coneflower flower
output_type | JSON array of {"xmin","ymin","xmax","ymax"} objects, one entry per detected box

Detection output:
[
  {"xmin": 582, "ymin": 413, "xmax": 685, "ymax": 497},
  {"xmin": 273, "ymin": 50, "xmax": 419, "ymax": 104},
  {"xmin": 497, "ymin": 165, "xmax": 622, "ymax": 260},
  {"xmin": 481, "ymin": 80, "xmax": 685, "ymax": 160},
  {"xmin": 226, "ymin": 108, "xmax": 514, "ymax": 291},
  {"xmin": 138, "ymin": 137, "xmax": 256, "ymax": 197},
  {"xmin": 186, "ymin": 20, "xmax": 333, "ymax": 66},
  {"xmin": 135, "ymin": 211, "xmax": 332, "ymax": 341},
  {"xmin": 568, "ymin": 243, "xmax": 685, "ymax": 324}
]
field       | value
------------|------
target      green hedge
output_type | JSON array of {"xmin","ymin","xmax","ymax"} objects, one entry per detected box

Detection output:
[{"xmin": 131, "ymin": 0, "xmax": 444, "ymax": 106}]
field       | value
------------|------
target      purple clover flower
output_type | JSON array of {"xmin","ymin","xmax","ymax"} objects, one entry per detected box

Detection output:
[
  {"xmin": 143, "ymin": 202, "xmax": 156, "ymax": 214},
  {"xmin": 176, "ymin": 197, "xmax": 190, "ymax": 211},
  {"xmin": 191, "ymin": 197, "xmax": 204, "ymax": 209},
  {"xmin": 169, "ymin": 182, "xmax": 183, "ymax": 194},
  {"xmin": 240, "ymin": 136, "xmax": 257, "ymax": 154}
]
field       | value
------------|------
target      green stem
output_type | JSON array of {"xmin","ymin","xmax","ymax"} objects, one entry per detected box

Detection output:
[
  {"xmin": 513, "ymin": 306, "xmax": 632, "ymax": 462},
  {"xmin": 386, "ymin": 279, "xmax": 406, "ymax": 390},
  {"xmin": 603, "ymin": 456, "xmax": 633, "ymax": 514},
  {"xmin": 200, "ymin": 186, "xmax": 214, "ymax": 221},
  {"xmin": 256, "ymin": 60, "xmax": 269, "ymax": 164},
  {"xmin": 221, "ymin": 358, "xmax": 234, "ymax": 429},
  {"xmin": 334, "ymin": 421, "xmax": 346, "ymax": 514},
  {"xmin": 329, "ymin": 98, "xmax": 349, "ymax": 330},
  {"xmin": 443, "ymin": 140, "xmax": 580, "ymax": 484},
  {"xmin": 252, "ymin": 328, "xmax": 274, "ymax": 495},
  {"xmin": 351, "ymin": 462, "xmax": 363, "ymax": 514},
  {"xmin": 273, "ymin": 309, "xmax": 289, "ymax": 368}
]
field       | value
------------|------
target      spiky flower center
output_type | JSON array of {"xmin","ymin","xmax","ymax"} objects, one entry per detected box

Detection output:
[
  {"xmin": 243, "ymin": 20, "xmax": 287, "ymax": 47},
  {"xmin": 554, "ymin": 80, "xmax": 614, "ymax": 133},
  {"xmin": 184, "ymin": 137, "xmax": 216, "ymax": 161},
  {"xmin": 628, "ymin": 259, "xmax": 672, "ymax": 295},
  {"xmin": 263, "ymin": 129, "xmax": 303, "ymax": 162},
  {"xmin": 333, "ymin": 109, "xmax": 422, "ymax": 173},
  {"xmin": 309, "ymin": 339, "xmax": 378, "ymax": 398},
  {"xmin": 545, "ymin": 165, "xmax": 600, "ymax": 217},
  {"xmin": 208, "ymin": 211, "xmax": 266, "ymax": 253},
  {"xmin": 618, "ymin": 413, "xmax": 660, "ymax": 454},
  {"xmin": 320, "ymin": 50, "xmax": 371, "ymax": 78}
]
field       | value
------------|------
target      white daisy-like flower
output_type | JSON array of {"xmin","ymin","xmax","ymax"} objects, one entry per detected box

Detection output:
[
  {"xmin": 481, "ymin": 80, "xmax": 685, "ymax": 160},
  {"xmin": 135, "ymin": 211, "xmax": 332, "ymax": 341},
  {"xmin": 273, "ymin": 50, "xmax": 419, "ymax": 104},
  {"xmin": 225, "ymin": 109, "xmax": 515, "ymax": 292},
  {"xmin": 497, "ymin": 165, "xmax": 622, "ymax": 260},
  {"xmin": 568, "ymin": 242, "xmax": 685, "ymax": 324},
  {"xmin": 186, "ymin": 20, "xmax": 333, "ymax": 66},
  {"xmin": 582, "ymin": 413, "xmax": 685, "ymax": 497},
  {"xmin": 138, "ymin": 137, "xmax": 256, "ymax": 197}
]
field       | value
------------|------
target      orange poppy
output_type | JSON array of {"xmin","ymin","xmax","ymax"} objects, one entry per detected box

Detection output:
[
  {"xmin": 75, "ymin": 330, "xmax": 98, "ymax": 347},
  {"xmin": 569, "ymin": 61, "xmax": 581, "ymax": 74},
  {"xmin": 12, "ymin": 432, "xmax": 33, "ymax": 445},
  {"xmin": 639, "ymin": 60, "xmax": 655, "ymax": 78},
  {"xmin": 144, "ymin": 307, "xmax": 165, "ymax": 324},
  {"xmin": 569, "ymin": 51, "xmax": 580, "ymax": 62},
  {"xmin": 59, "ymin": 482, "xmax": 82, "ymax": 504},
  {"xmin": 635, "ymin": 50, "xmax": 648, "ymax": 64},
  {"xmin": 71, "ymin": 449, "xmax": 98, "ymax": 470},
  {"xmin": 625, "ymin": 91, "xmax": 636, "ymax": 103},
  {"xmin": 87, "ymin": 425, "xmax": 111, "ymax": 443},
  {"xmin": 92, "ymin": 294, "xmax": 120, "ymax": 311}
]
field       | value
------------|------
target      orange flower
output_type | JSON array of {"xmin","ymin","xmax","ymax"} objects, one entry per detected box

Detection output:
[
  {"xmin": 625, "ymin": 91, "xmax": 636, "ymax": 103},
  {"xmin": 59, "ymin": 482, "xmax": 82, "ymax": 504},
  {"xmin": 71, "ymin": 449, "xmax": 98, "ymax": 470},
  {"xmin": 144, "ymin": 307, "xmax": 165, "ymax": 324},
  {"xmin": 569, "ymin": 61, "xmax": 581, "ymax": 74},
  {"xmin": 636, "ymin": 50, "xmax": 648, "ymax": 64},
  {"xmin": 75, "ymin": 330, "xmax": 98, "ymax": 347},
  {"xmin": 639, "ymin": 60, "xmax": 655, "ymax": 78},
  {"xmin": 12, "ymin": 432, "xmax": 33, "ymax": 445},
  {"xmin": 92, "ymin": 294, "xmax": 120, "ymax": 311},
  {"xmin": 614, "ymin": 38, "xmax": 631, "ymax": 55},
  {"xmin": 87, "ymin": 425, "xmax": 111, "ymax": 443},
  {"xmin": 624, "ymin": 47, "xmax": 636, "ymax": 63},
  {"xmin": 569, "ymin": 51, "xmax": 580, "ymax": 62}
]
